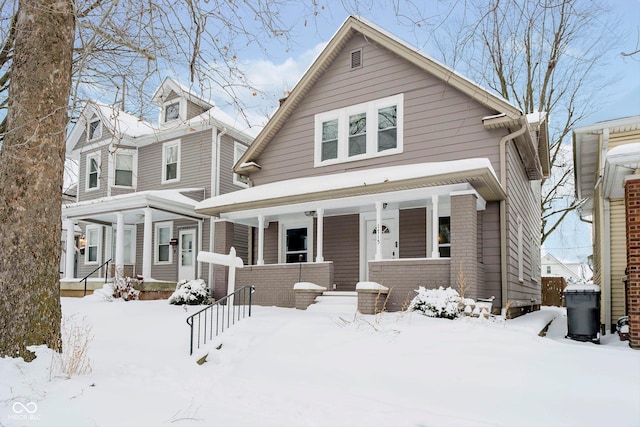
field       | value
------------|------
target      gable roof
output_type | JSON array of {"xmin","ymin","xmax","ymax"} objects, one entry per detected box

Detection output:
[
  {"xmin": 66, "ymin": 102, "xmax": 154, "ymax": 160},
  {"xmin": 151, "ymin": 77, "xmax": 214, "ymax": 110},
  {"xmin": 235, "ymin": 15, "xmax": 534, "ymax": 175}
]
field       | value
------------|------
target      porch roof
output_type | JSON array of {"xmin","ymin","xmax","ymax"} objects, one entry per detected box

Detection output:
[
  {"xmin": 195, "ymin": 158, "xmax": 505, "ymax": 217},
  {"xmin": 62, "ymin": 188, "xmax": 208, "ymax": 224}
]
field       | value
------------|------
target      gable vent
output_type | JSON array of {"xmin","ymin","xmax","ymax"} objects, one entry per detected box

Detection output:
[{"xmin": 350, "ymin": 49, "xmax": 362, "ymax": 69}]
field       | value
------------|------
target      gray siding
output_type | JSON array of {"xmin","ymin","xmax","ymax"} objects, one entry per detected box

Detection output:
[
  {"xmin": 78, "ymin": 146, "xmax": 110, "ymax": 201},
  {"xmin": 323, "ymin": 215, "xmax": 360, "ymax": 290},
  {"xmin": 399, "ymin": 208, "xmax": 426, "ymax": 258},
  {"xmin": 250, "ymin": 33, "xmax": 505, "ymax": 186}
]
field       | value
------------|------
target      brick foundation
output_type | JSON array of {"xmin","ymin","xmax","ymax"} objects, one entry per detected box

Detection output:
[{"xmin": 625, "ymin": 176, "xmax": 640, "ymax": 349}]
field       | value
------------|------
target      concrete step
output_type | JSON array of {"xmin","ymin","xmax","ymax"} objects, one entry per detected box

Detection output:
[{"xmin": 308, "ymin": 291, "xmax": 357, "ymax": 313}]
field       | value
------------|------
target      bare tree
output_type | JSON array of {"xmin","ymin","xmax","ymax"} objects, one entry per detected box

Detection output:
[{"xmin": 432, "ymin": 0, "xmax": 617, "ymax": 244}]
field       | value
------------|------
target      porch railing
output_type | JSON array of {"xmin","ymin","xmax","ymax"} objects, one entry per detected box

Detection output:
[
  {"xmin": 78, "ymin": 258, "xmax": 112, "ymax": 296},
  {"xmin": 186, "ymin": 285, "xmax": 255, "ymax": 355}
]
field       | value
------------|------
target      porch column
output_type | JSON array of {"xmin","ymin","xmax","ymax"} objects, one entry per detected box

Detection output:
[
  {"xmin": 64, "ymin": 219, "xmax": 75, "ymax": 279},
  {"xmin": 316, "ymin": 208, "xmax": 324, "ymax": 262},
  {"xmin": 257, "ymin": 215, "xmax": 265, "ymax": 265},
  {"xmin": 431, "ymin": 195, "xmax": 440, "ymax": 258},
  {"xmin": 375, "ymin": 201, "xmax": 383, "ymax": 261},
  {"xmin": 450, "ymin": 192, "xmax": 478, "ymax": 299},
  {"xmin": 142, "ymin": 208, "xmax": 153, "ymax": 279},
  {"xmin": 115, "ymin": 212, "xmax": 125, "ymax": 275}
]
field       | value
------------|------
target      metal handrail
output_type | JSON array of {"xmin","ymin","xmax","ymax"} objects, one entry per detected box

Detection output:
[
  {"xmin": 186, "ymin": 285, "xmax": 255, "ymax": 355},
  {"xmin": 78, "ymin": 258, "xmax": 112, "ymax": 296}
]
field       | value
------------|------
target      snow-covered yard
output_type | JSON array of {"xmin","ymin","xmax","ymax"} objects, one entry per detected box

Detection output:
[{"xmin": 1, "ymin": 294, "xmax": 639, "ymax": 427}]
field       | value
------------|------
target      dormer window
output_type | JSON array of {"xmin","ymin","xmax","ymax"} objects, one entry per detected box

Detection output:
[
  {"xmin": 88, "ymin": 119, "xmax": 101, "ymax": 141},
  {"xmin": 164, "ymin": 102, "xmax": 180, "ymax": 122}
]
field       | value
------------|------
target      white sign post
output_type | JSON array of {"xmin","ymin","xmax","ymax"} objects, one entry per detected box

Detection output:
[{"xmin": 197, "ymin": 247, "xmax": 244, "ymax": 302}]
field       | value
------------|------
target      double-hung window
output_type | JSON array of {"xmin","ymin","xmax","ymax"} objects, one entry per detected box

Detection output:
[
  {"xmin": 85, "ymin": 225, "xmax": 102, "ymax": 264},
  {"xmin": 280, "ymin": 220, "xmax": 313, "ymax": 264},
  {"xmin": 162, "ymin": 140, "xmax": 180, "ymax": 183},
  {"xmin": 314, "ymin": 94, "xmax": 403, "ymax": 166},
  {"xmin": 86, "ymin": 153, "xmax": 100, "ymax": 191},
  {"xmin": 233, "ymin": 142, "xmax": 249, "ymax": 187},
  {"xmin": 155, "ymin": 222, "xmax": 173, "ymax": 264},
  {"xmin": 112, "ymin": 149, "xmax": 136, "ymax": 188}
]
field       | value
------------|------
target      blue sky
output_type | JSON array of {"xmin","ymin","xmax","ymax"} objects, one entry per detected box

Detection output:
[{"xmin": 203, "ymin": 1, "xmax": 638, "ymax": 265}]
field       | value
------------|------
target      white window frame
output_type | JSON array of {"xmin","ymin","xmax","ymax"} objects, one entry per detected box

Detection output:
[
  {"xmin": 314, "ymin": 93, "xmax": 403, "ymax": 167},
  {"xmin": 85, "ymin": 225, "xmax": 102, "ymax": 265},
  {"xmin": 88, "ymin": 118, "xmax": 102, "ymax": 141},
  {"xmin": 233, "ymin": 141, "xmax": 249, "ymax": 187},
  {"xmin": 162, "ymin": 100, "xmax": 183, "ymax": 123},
  {"xmin": 155, "ymin": 221, "xmax": 173, "ymax": 264},
  {"xmin": 162, "ymin": 140, "xmax": 181, "ymax": 184},
  {"xmin": 112, "ymin": 225, "xmax": 137, "ymax": 265},
  {"xmin": 278, "ymin": 219, "xmax": 313, "ymax": 264},
  {"xmin": 517, "ymin": 216, "xmax": 524, "ymax": 282},
  {"xmin": 85, "ymin": 152, "xmax": 101, "ymax": 192},
  {"xmin": 109, "ymin": 148, "xmax": 137, "ymax": 189}
]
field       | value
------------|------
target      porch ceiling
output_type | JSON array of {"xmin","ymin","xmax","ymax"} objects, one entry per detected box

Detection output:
[
  {"xmin": 62, "ymin": 188, "xmax": 208, "ymax": 225},
  {"xmin": 196, "ymin": 159, "xmax": 505, "ymax": 218}
]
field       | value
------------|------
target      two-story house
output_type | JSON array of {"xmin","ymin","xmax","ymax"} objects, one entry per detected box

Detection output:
[
  {"xmin": 574, "ymin": 115, "xmax": 640, "ymax": 347},
  {"xmin": 194, "ymin": 16, "xmax": 550, "ymax": 317},
  {"xmin": 60, "ymin": 78, "xmax": 252, "ymax": 298}
]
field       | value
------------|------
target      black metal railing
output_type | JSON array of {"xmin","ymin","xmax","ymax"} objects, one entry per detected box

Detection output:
[
  {"xmin": 78, "ymin": 258, "xmax": 112, "ymax": 296},
  {"xmin": 186, "ymin": 285, "xmax": 255, "ymax": 355}
]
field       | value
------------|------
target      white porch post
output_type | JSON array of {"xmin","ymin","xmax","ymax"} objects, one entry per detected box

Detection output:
[
  {"xmin": 431, "ymin": 195, "xmax": 440, "ymax": 258},
  {"xmin": 142, "ymin": 208, "xmax": 153, "ymax": 278},
  {"xmin": 64, "ymin": 219, "xmax": 75, "ymax": 279},
  {"xmin": 375, "ymin": 201, "xmax": 383, "ymax": 261},
  {"xmin": 257, "ymin": 215, "xmax": 265, "ymax": 265},
  {"xmin": 316, "ymin": 208, "xmax": 324, "ymax": 262},
  {"xmin": 115, "ymin": 212, "xmax": 125, "ymax": 274}
]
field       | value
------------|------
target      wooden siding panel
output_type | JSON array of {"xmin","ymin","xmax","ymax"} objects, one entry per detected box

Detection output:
[
  {"xmin": 250, "ymin": 34, "xmax": 503, "ymax": 185},
  {"xmin": 399, "ymin": 208, "xmax": 426, "ymax": 258},
  {"xmin": 610, "ymin": 199, "xmax": 627, "ymax": 321},
  {"xmin": 323, "ymin": 215, "xmax": 360, "ymax": 290}
]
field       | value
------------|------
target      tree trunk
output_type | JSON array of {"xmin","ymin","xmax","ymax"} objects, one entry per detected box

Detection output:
[{"xmin": 0, "ymin": 1, "xmax": 75, "ymax": 361}]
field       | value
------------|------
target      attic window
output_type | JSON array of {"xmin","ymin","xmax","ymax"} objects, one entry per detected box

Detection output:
[
  {"xmin": 88, "ymin": 119, "xmax": 101, "ymax": 140},
  {"xmin": 350, "ymin": 49, "xmax": 362, "ymax": 69},
  {"xmin": 164, "ymin": 102, "xmax": 180, "ymax": 122}
]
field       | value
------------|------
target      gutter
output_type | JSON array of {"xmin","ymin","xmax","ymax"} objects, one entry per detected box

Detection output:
[{"xmin": 499, "ymin": 122, "xmax": 528, "ymax": 313}]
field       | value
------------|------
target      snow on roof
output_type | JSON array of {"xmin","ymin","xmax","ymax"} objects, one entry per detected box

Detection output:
[
  {"xmin": 607, "ymin": 142, "xmax": 640, "ymax": 166},
  {"xmin": 64, "ymin": 188, "xmax": 204, "ymax": 210},
  {"xmin": 93, "ymin": 102, "xmax": 155, "ymax": 138},
  {"xmin": 197, "ymin": 158, "xmax": 496, "ymax": 211}
]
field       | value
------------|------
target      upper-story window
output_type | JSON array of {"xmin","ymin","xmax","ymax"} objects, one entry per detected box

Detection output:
[
  {"xmin": 164, "ymin": 101, "xmax": 180, "ymax": 123},
  {"xmin": 314, "ymin": 94, "xmax": 403, "ymax": 166},
  {"xmin": 162, "ymin": 140, "xmax": 181, "ymax": 183},
  {"xmin": 111, "ymin": 149, "xmax": 137, "ymax": 188},
  {"xmin": 88, "ymin": 119, "xmax": 102, "ymax": 141},
  {"xmin": 233, "ymin": 141, "xmax": 249, "ymax": 187},
  {"xmin": 86, "ymin": 152, "xmax": 101, "ymax": 191}
]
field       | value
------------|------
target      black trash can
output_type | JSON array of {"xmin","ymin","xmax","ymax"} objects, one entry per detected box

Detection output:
[{"xmin": 564, "ymin": 283, "xmax": 601, "ymax": 344}]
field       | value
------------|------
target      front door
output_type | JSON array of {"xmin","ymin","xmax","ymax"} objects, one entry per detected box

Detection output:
[
  {"xmin": 178, "ymin": 229, "xmax": 196, "ymax": 281},
  {"xmin": 361, "ymin": 211, "xmax": 399, "ymax": 281}
]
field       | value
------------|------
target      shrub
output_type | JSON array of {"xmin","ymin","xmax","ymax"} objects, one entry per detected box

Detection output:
[
  {"xmin": 168, "ymin": 279, "xmax": 209, "ymax": 305},
  {"xmin": 112, "ymin": 275, "xmax": 140, "ymax": 301},
  {"xmin": 409, "ymin": 286, "xmax": 462, "ymax": 319},
  {"xmin": 51, "ymin": 314, "xmax": 92, "ymax": 379}
]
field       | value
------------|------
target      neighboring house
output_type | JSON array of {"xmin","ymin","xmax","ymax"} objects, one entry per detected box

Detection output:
[
  {"xmin": 194, "ymin": 16, "xmax": 550, "ymax": 317},
  {"xmin": 574, "ymin": 115, "xmax": 640, "ymax": 347},
  {"xmin": 60, "ymin": 78, "xmax": 252, "ymax": 297},
  {"xmin": 541, "ymin": 253, "xmax": 592, "ymax": 282}
]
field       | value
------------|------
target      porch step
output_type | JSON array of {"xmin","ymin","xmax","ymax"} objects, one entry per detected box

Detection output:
[{"xmin": 307, "ymin": 291, "xmax": 357, "ymax": 313}]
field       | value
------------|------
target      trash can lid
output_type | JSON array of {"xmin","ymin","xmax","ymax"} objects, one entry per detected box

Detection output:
[{"xmin": 564, "ymin": 283, "xmax": 601, "ymax": 293}]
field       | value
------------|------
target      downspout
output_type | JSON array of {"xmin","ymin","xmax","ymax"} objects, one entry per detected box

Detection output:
[
  {"xmin": 499, "ymin": 121, "xmax": 528, "ymax": 314},
  {"xmin": 208, "ymin": 127, "xmax": 228, "ymax": 291},
  {"xmin": 600, "ymin": 128, "xmax": 611, "ymax": 333}
]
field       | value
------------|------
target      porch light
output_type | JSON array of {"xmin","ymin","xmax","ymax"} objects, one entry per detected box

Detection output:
[
  {"xmin": 304, "ymin": 211, "xmax": 316, "ymax": 217},
  {"xmin": 79, "ymin": 235, "xmax": 86, "ymax": 255}
]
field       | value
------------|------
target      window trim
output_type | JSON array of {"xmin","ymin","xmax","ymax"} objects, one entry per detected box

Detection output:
[
  {"xmin": 88, "ymin": 118, "xmax": 102, "ymax": 141},
  {"xmin": 314, "ymin": 94, "xmax": 403, "ymax": 167},
  {"xmin": 233, "ymin": 141, "xmax": 249, "ymax": 187},
  {"xmin": 84, "ymin": 225, "xmax": 102, "ymax": 265},
  {"xmin": 163, "ymin": 100, "xmax": 182, "ymax": 123},
  {"xmin": 85, "ymin": 152, "xmax": 101, "ymax": 192},
  {"xmin": 278, "ymin": 219, "xmax": 313, "ymax": 264},
  {"xmin": 109, "ymin": 148, "xmax": 137, "ymax": 189},
  {"xmin": 161, "ymin": 140, "xmax": 181, "ymax": 184},
  {"xmin": 154, "ymin": 221, "xmax": 173, "ymax": 265}
]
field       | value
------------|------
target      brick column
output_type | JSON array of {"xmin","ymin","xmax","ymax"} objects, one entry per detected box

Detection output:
[
  {"xmin": 625, "ymin": 175, "xmax": 640, "ymax": 349},
  {"xmin": 450, "ymin": 192, "xmax": 478, "ymax": 299}
]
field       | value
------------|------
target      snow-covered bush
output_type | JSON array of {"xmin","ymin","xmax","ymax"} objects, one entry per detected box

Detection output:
[
  {"xmin": 112, "ymin": 275, "xmax": 140, "ymax": 301},
  {"xmin": 168, "ymin": 279, "xmax": 209, "ymax": 305},
  {"xmin": 409, "ymin": 286, "xmax": 462, "ymax": 319}
]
